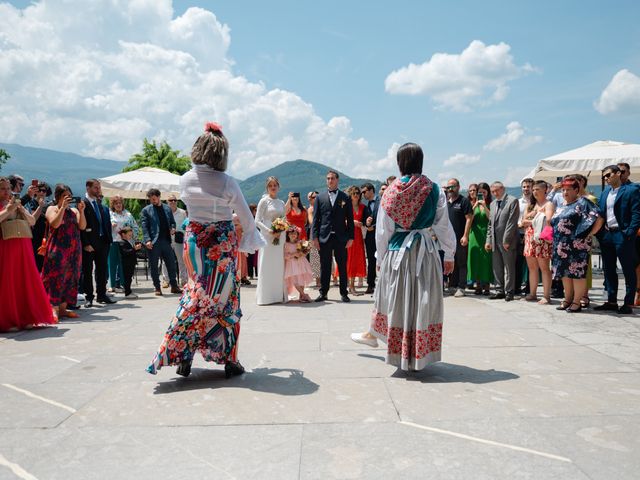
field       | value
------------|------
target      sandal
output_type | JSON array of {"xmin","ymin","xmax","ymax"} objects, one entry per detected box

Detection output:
[
  {"xmin": 537, "ymin": 297, "xmax": 550, "ymax": 305},
  {"xmin": 580, "ymin": 297, "xmax": 591, "ymax": 309},
  {"xmin": 566, "ymin": 302, "xmax": 582, "ymax": 313},
  {"xmin": 524, "ymin": 294, "xmax": 538, "ymax": 302},
  {"xmin": 556, "ymin": 300, "xmax": 571, "ymax": 311},
  {"xmin": 62, "ymin": 311, "xmax": 80, "ymax": 318}
]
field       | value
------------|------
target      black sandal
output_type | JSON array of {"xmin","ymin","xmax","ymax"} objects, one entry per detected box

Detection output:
[
  {"xmin": 556, "ymin": 300, "xmax": 571, "ymax": 311},
  {"xmin": 176, "ymin": 360, "xmax": 192, "ymax": 377},
  {"xmin": 225, "ymin": 361, "xmax": 245, "ymax": 379},
  {"xmin": 566, "ymin": 302, "xmax": 582, "ymax": 313},
  {"xmin": 580, "ymin": 297, "xmax": 590, "ymax": 308}
]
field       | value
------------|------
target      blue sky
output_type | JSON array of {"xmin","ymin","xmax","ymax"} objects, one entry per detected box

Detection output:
[{"xmin": 1, "ymin": 0, "xmax": 639, "ymax": 185}]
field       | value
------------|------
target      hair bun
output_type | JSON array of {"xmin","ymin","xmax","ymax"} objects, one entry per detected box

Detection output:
[{"xmin": 204, "ymin": 122, "xmax": 223, "ymax": 134}]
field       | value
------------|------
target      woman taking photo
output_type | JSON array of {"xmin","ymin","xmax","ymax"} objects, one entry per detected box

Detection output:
[
  {"xmin": 42, "ymin": 184, "xmax": 87, "ymax": 319},
  {"xmin": 108, "ymin": 195, "xmax": 138, "ymax": 293},
  {"xmin": 0, "ymin": 176, "xmax": 56, "ymax": 331},
  {"xmin": 255, "ymin": 176, "xmax": 287, "ymax": 304},
  {"xmin": 467, "ymin": 182, "xmax": 493, "ymax": 295},
  {"xmin": 521, "ymin": 180, "xmax": 555, "ymax": 304},
  {"xmin": 285, "ymin": 192, "xmax": 307, "ymax": 239},
  {"xmin": 346, "ymin": 185, "xmax": 366, "ymax": 295},
  {"xmin": 351, "ymin": 143, "xmax": 455, "ymax": 371},
  {"xmin": 551, "ymin": 178, "xmax": 603, "ymax": 313},
  {"xmin": 147, "ymin": 122, "xmax": 264, "ymax": 378}
]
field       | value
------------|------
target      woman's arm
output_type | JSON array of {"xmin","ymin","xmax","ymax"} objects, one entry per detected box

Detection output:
[
  {"xmin": 18, "ymin": 203, "xmax": 36, "ymax": 226},
  {"xmin": 544, "ymin": 201, "xmax": 555, "ymax": 225},
  {"xmin": 590, "ymin": 216, "xmax": 605, "ymax": 236}
]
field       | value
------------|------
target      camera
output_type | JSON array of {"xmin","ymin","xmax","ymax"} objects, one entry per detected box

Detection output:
[
  {"xmin": 69, "ymin": 196, "xmax": 83, "ymax": 207},
  {"xmin": 11, "ymin": 192, "xmax": 21, "ymax": 201},
  {"xmin": 291, "ymin": 192, "xmax": 300, "ymax": 198},
  {"xmin": 477, "ymin": 192, "xmax": 484, "ymax": 201}
]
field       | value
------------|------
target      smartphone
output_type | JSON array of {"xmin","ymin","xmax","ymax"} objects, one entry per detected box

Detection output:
[
  {"xmin": 11, "ymin": 192, "xmax": 21, "ymax": 200},
  {"xmin": 477, "ymin": 192, "xmax": 484, "ymax": 201},
  {"xmin": 31, "ymin": 179, "xmax": 39, "ymax": 187},
  {"xmin": 69, "ymin": 196, "xmax": 82, "ymax": 207},
  {"xmin": 556, "ymin": 176, "xmax": 563, "ymax": 183}
]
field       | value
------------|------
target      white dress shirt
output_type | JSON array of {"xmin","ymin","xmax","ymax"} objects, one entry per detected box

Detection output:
[{"xmin": 606, "ymin": 187, "xmax": 620, "ymax": 229}]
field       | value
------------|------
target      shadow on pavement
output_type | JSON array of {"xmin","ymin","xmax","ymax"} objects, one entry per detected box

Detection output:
[
  {"xmin": 3, "ymin": 326, "xmax": 70, "ymax": 341},
  {"xmin": 152, "ymin": 366, "xmax": 320, "ymax": 396}
]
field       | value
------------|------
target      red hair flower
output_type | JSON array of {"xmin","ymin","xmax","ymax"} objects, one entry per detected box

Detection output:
[{"xmin": 204, "ymin": 122, "xmax": 223, "ymax": 134}]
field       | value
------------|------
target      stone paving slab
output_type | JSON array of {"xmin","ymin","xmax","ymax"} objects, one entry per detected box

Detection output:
[{"xmin": 0, "ymin": 278, "xmax": 639, "ymax": 479}]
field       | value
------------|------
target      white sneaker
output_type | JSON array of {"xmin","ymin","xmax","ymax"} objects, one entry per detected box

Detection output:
[
  {"xmin": 125, "ymin": 293, "xmax": 138, "ymax": 299},
  {"xmin": 454, "ymin": 288, "xmax": 465, "ymax": 298},
  {"xmin": 350, "ymin": 333, "xmax": 378, "ymax": 347}
]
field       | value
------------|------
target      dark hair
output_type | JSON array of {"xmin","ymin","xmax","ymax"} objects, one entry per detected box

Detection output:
[
  {"xmin": 477, "ymin": 182, "xmax": 492, "ymax": 205},
  {"xmin": 147, "ymin": 188, "xmax": 161, "ymax": 198},
  {"xmin": 386, "ymin": 175, "xmax": 397, "ymax": 185},
  {"xmin": 617, "ymin": 162, "xmax": 630, "ymax": 171},
  {"xmin": 8, "ymin": 174, "xmax": 24, "ymax": 190},
  {"xmin": 602, "ymin": 164, "xmax": 621, "ymax": 174},
  {"xmin": 527, "ymin": 180, "xmax": 547, "ymax": 211},
  {"xmin": 396, "ymin": 143, "xmax": 423, "ymax": 176},
  {"xmin": 286, "ymin": 225, "xmax": 300, "ymax": 243},
  {"xmin": 290, "ymin": 193, "xmax": 306, "ymax": 213},
  {"xmin": 327, "ymin": 169, "xmax": 339, "ymax": 179},
  {"xmin": 191, "ymin": 122, "xmax": 229, "ymax": 171},
  {"xmin": 119, "ymin": 226, "xmax": 133, "ymax": 235},
  {"xmin": 86, "ymin": 178, "xmax": 100, "ymax": 188},
  {"xmin": 361, "ymin": 182, "xmax": 374, "ymax": 192},
  {"xmin": 574, "ymin": 174, "xmax": 588, "ymax": 188},
  {"xmin": 37, "ymin": 181, "xmax": 52, "ymax": 196},
  {"xmin": 54, "ymin": 184, "xmax": 72, "ymax": 203},
  {"xmin": 521, "ymin": 177, "xmax": 534, "ymax": 186},
  {"xmin": 467, "ymin": 183, "xmax": 478, "ymax": 202}
]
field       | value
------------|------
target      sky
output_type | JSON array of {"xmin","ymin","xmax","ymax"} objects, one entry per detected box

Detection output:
[{"xmin": 1, "ymin": 0, "xmax": 639, "ymax": 185}]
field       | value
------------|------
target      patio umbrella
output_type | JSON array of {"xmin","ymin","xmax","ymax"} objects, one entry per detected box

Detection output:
[{"xmin": 99, "ymin": 167, "xmax": 182, "ymax": 199}]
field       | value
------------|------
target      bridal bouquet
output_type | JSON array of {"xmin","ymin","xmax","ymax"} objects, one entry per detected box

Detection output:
[
  {"xmin": 270, "ymin": 217, "xmax": 289, "ymax": 245},
  {"xmin": 297, "ymin": 240, "xmax": 311, "ymax": 255}
]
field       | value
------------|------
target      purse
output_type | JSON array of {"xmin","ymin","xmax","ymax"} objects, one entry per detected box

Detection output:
[
  {"xmin": 539, "ymin": 225, "xmax": 553, "ymax": 243},
  {"xmin": 37, "ymin": 221, "xmax": 50, "ymax": 256},
  {"xmin": 0, "ymin": 210, "xmax": 32, "ymax": 240}
]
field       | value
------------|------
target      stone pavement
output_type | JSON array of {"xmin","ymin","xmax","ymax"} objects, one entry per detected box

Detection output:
[{"xmin": 1, "ymin": 278, "xmax": 639, "ymax": 479}]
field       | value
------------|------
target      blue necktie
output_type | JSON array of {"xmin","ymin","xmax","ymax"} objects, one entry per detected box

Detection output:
[{"xmin": 93, "ymin": 200, "xmax": 103, "ymax": 236}]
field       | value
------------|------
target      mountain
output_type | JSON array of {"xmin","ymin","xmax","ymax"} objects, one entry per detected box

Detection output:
[
  {"xmin": 0, "ymin": 143, "xmax": 123, "ymax": 197},
  {"xmin": 238, "ymin": 159, "xmax": 384, "ymax": 205}
]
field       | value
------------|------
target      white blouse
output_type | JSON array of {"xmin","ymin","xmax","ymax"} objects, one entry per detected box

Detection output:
[
  {"xmin": 375, "ymin": 188, "xmax": 456, "ymax": 264},
  {"xmin": 180, "ymin": 165, "xmax": 265, "ymax": 253}
]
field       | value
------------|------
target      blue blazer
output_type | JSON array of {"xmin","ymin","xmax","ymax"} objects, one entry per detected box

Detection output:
[
  {"xmin": 141, "ymin": 203, "xmax": 176, "ymax": 244},
  {"xmin": 598, "ymin": 182, "xmax": 640, "ymax": 238}
]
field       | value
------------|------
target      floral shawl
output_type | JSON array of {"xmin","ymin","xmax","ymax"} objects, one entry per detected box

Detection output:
[{"xmin": 381, "ymin": 175, "xmax": 434, "ymax": 229}]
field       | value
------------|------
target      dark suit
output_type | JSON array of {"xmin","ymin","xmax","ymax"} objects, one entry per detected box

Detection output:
[
  {"xmin": 363, "ymin": 196, "xmax": 379, "ymax": 290},
  {"xmin": 597, "ymin": 183, "xmax": 640, "ymax": 306},
  {"xmin": 81, "ymin": 197, "xmax": 112, "ymax": 301},
  {"xmin": 311, "ymin": 190, "xmax": 355, "ymax": 297},
  {"xmin": 141, "ymin": 203, "xmax": 177, "ymax": 289}
]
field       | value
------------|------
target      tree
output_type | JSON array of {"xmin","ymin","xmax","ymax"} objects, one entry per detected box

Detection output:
[
  {"xmin": 122, "ymin": 139, "xmax": 191, "ymax": 219},
  {"xmin": 123, "ymin": 139, "xmax": 191, "ymax": 175},
  {"xmin": 0, "ymin": 149, "xmax": 9, "ymax": 171}
]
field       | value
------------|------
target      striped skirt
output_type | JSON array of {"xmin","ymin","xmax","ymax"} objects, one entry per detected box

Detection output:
[{"xmin": 147, "ymin": 220, "xmax": 241, "ymax": 374}]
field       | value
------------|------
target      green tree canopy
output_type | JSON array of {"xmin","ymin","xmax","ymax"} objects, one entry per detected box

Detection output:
[
  {"xmin": 123, "ymin": 139, "xmax": 191, "ymax": 175},
  {"xmin": 0, "ymin": 148, "xmax": 10, "ymax": 171},
  {"xmin": 121, "ymin": 139, "xmax": 190, "ymax": 220}
]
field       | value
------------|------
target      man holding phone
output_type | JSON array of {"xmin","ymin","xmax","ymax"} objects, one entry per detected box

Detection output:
[{"xmin": 446, "ymin": 178, "xmax": 473, "ymax": 297}]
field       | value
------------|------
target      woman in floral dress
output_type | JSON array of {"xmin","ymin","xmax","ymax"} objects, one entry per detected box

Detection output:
[
  {"xmin": 147, "ymin": 123, "xmax": 264, "ymax": 378},
  {"xmin": 551, "ymin": 178, "xmax": 603, "ymax": 313},
  {"xmin": 42, "ymin": 185, "xmax": 86, "ymax": 319}
]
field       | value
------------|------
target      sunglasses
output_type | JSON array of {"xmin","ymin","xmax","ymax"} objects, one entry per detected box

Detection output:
[
  {"xmin": 602, "ymin": 173, "xmax": 614, "ymax": 180},
  {"xmin": 168, "ymin": 199, "xmax": 177, "ymax": 202}
]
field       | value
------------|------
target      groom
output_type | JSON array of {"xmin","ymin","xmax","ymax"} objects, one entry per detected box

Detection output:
[{"xmin": 311, "ymin": 170, "xmax": 355, "ymax": 302}]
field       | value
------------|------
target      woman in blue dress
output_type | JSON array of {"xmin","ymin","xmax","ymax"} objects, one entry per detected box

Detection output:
[{"xmin": 551, "ymin": 177, "xmax": 603, "ymax": 313}]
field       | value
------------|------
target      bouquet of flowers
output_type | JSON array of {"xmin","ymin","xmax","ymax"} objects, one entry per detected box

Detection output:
[
  {"xmin": 270, "ymin": 217, "xmax": 289, "ymax": 245},
  {"xmin": 297, "ymin": 240, "xmax": 311, "ymax": 255}
]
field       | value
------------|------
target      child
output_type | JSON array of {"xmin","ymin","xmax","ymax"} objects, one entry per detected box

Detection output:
[
  {"xmin": 284, "ymin": 225, "xmax": 313, "ymax": 302},
  {"xmin": 117, "ymin": 226, "xmax": 141, "ymax": 299}
]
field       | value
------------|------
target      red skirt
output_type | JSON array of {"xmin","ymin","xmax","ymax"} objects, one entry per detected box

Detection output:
[{"xmin": 0, "ymin": 236, "xmax": 56, "ymax": 331}]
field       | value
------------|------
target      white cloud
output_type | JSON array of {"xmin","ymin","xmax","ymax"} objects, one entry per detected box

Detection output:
[
  {"xmin": 443, "ymin": 153, "xmax": 481, "ymax": 167},
  {"xmin": 504, "ymin": 166, "xmax": 536, "ymax": 187},
  {"xmin": 0, "ymin": 0, "xmax": 378, "ymax": 179},
  {"xmin": 483, "ymin": 121, "xmax": 542, "ymax": 152},
  {"xmin": 384, "ymin": 40, "xmax": 534, "ymax": 111},
  {"xmin": 594, "ymin": 69, "xmax": 640, "ymax": 115}
]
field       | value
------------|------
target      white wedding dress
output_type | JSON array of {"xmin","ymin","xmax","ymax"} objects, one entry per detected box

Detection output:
[{"xmin": 255, "ymin": 195, "xmax": 287, "ymax": 305}]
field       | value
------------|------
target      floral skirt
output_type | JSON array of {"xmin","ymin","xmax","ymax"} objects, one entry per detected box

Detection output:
[{"xmin": 147, "ymin": 220, "xmax": 241, "ymax": 374}]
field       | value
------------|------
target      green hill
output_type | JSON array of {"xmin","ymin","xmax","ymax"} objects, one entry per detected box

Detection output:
[{"xmin": 239, "ymin": 159, "xmax": 383, "ymax": 205}]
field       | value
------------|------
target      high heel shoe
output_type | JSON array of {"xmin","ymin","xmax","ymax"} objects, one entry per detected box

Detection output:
[
  {"xmin": 566, "ymin": 302, "xmax": 582, "ymax": 313},
  {"xmin": 176, "ymin": 360, "xmax": 192, "ymax": 377},
  {"xmin": 225, "ymin": 361, "xmax": 245, "ymax": 379},
  {"xmin": 580, "ymin": 297, "xmax": 591, "ymax": 309},
  {"xmin": 556, "ymin": 300, "xmax": 571, "ymax": 311}
]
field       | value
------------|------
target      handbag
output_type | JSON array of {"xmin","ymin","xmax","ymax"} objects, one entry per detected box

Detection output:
[
  {"xmin": 37, "ymin": 221, "xmax": 50, "ymax": 256},
  {"xmin": 0, "ymin": 210, "xmax": 32, "ymax": 240},
  {"xmin": 174, "ymin": 231, "xmax": 185, "ymax": 244},
  {"xmin": 539, "ymin": 225, "xmax": 553, "ymax": 243}
]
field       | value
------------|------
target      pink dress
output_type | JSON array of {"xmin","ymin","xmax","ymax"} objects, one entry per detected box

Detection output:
[{"xmin": 284, "ymin": 242, "xmax": 313, "ymax": 295}]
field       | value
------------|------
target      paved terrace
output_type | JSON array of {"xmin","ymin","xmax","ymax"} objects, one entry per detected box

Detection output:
[{"xmin": 1, "ymin": 278, "xmax": 639, "ymax": 479}]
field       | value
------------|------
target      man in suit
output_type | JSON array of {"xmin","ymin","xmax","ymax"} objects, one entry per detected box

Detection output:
[
  {"xmin": 595, "ymin": 165, "xmax": 640, "ymax": 314},
  {"xmin": 81, "ymin": 179, "xmax": 116, "ymax": 307},
  {"xmin": 485, "ymin": 181, "xmax": 520, "ymax": 301},
  {"xmin": 361, "ymin": 182, "xmax": 378, "ymax": 294},
  {"xmin": 141, "ymin": 188, "xmax": 179, "ymax": 296},
  {"xmin": 311, "ymin": 170, "xmax": 355, "ymax": 302}
]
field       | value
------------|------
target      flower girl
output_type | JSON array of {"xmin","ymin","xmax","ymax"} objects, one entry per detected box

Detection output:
[{"xmin": 284, "ymin": 225, "xmax": 313, "ymax": 302}]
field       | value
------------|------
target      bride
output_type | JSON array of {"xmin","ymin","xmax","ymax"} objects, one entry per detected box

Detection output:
[{"xmin": 255, "ymin": 176, "xmax": 287, "ymax": 304}]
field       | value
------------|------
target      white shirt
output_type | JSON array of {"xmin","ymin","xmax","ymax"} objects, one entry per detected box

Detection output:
[
  {"xmin": 375, "ymin": 188, "xmax": 456, "ymax": 264},
  {"xmin": 180, "ymin": 165, "xmax": 265, "ymax": 252},
  {"xmin": 518, "ymin": 196, "xmax": 529, "ymax": 233},
  {"xmin": 171, "ymin": 207, "xmax": 187, "ymax": 234},
  {"xmin": 606, "ymin": 187, "xmax": 620, "ymax": 229},
  {"xmin": 328, "ymin": 190, "xmax": 338, "ymax": 207}
]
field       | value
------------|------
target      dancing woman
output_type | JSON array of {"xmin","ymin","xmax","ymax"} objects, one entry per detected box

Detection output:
[
  {"xmin": 351, "ymin": 143, "xmax": 456, "ymax": 371},
  {"xmin": 147, "ymin": 123, "xmax": 265, "ymax": 378}
]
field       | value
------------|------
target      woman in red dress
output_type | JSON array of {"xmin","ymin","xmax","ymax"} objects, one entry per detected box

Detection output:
[
  {"xmin": 346, "ymin": 185, "xmax": 366, "ymax": 295},
  {"xmin": 285, "ymin": 192, "xmax": 307, "ymax": 240},
  {"xmin": 0, "ymin": 176, "xmax": 56, "ymax": 331}
]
